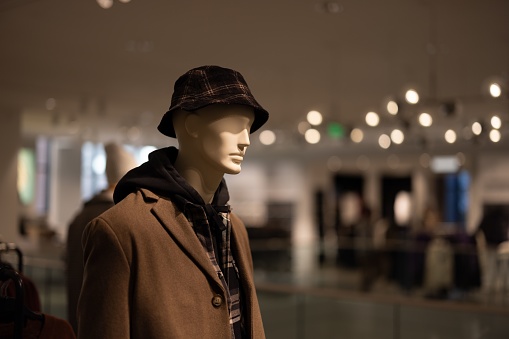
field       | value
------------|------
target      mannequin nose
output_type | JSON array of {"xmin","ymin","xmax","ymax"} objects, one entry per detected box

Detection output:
[{"xmin": 238, "ymin": 128, "xmax": 250, "ymax": 149}]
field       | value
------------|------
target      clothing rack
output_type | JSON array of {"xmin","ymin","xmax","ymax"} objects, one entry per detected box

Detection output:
[
  {"xmin": 0, "ymin": 242, "xmax": 23, "ymax": 273},
  {"xmin": 0, "ymin": 242, "xmax": 44, "ymax": 339},
  {"xmin": 0, "ymin": 264, "xmax": 25, "ymax": 339}
]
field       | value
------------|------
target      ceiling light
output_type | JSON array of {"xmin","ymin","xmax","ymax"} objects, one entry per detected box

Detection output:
[
  {"xmin": 489, "ymin": 129, "xmax": 501, "ymax": 142},
  {"xmin": 418, "ymin": 113, "xmax": 433, "ymax": 127},
  {"xmin": 472, "ymin": 122, "xmax": 482, "ymax": 135},
  {"xmin": 97, "ymin": 0, "xmax": 113, "ymax": 9},
  {"xmin": 491, "ymin": 115, "xmax": 502, "ymax": 129},
  {"xmin": 365, "ymin": 111, "xmax": 379, "ymax": 126},
  {"xmin": 387, "ymin": 101, "xmax": 399, "ymax": 115},
  {"xmin": 489, "ymin": 83, "xmax": 502, "ymax": 98},
  {"xmin": 445, "ymin": 129, "xmax": 457, "ymax": 143},
  {"xmin": 307, "ymin": 110, "xmax": 323, "ymax": 126},
  {"xmin": 350, "ymin": 128, "xmax": 364, "ymax": 143},
  {"xmin": 405, "ymin": 89, "xmax": 419, "ymax": 104},
  {"xmin": 305, "ymin": 129, "xmax": 321, "ymax": 144},
  {"xmin": 378, "ymin": 134, "xmax": 391, "ymax": 149},
  {"xmin": 390, "ymin": 129, "xmax": 404, "ymax": 144},
  {"xmin": 259, "ymin": 130, "xmax": 276, "ymax": 145}
]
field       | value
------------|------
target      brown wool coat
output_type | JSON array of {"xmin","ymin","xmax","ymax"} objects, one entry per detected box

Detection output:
[{"xmin": 77, "ymin": 188, "xmax": 265, "ymax": 339}]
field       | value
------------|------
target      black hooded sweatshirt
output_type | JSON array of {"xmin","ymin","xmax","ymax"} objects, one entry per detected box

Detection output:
[{"xmin": 114, "ymin": 146, "xmax": 229, "ymax": 208}]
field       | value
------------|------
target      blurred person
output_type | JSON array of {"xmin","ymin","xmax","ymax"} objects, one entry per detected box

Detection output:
[
  {"xmin": 78, "ymin": 66, "xmax": 268, "ymax": 338},
  {"xmin": 476, "ymin": 206, "xmax": 509, "ymax": 295},
  {"xmin": 336, "ymin": 192, "xmax": 361, "ymax": 269},
  {"xmin": 65, "ymin": 142, "xmax": 137, "ymax": 333},
  {"xmin": 386, "ymin": 191, "xmax": 415, "ymax": 292},
  {"xmin": 354, "ymin": 203, "xmax": 377, "ymax": 291}
]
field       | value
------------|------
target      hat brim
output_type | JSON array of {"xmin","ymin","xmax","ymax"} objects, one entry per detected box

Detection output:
[{"xmin": 157, "ymin": 103, "xmax": 269, "ymax": 138}]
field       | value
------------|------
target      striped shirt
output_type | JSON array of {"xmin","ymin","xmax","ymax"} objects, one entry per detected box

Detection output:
[{"xmin": 178, "ymin": 200, "xmax": 244, "ymax": 339}]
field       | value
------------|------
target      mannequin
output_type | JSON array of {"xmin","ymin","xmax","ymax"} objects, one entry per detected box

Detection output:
[
  {"xmin": 66, "ymin": 142, "xmax": 136, "ymax": 333},
  {"xmin": 394, "ymin": 191, "xmax": 412, "ymax": 227},
  {"xmin": 77, "ymin": 65, "xmax": 268, "ymax": 339}
]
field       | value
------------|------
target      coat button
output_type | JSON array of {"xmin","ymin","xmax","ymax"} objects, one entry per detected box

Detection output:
[{"xmin": 211, "ymin": 295, "xmax": 223, "ymax": 308}]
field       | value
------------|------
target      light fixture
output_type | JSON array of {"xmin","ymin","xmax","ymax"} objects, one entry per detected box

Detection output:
[
  {"xmin": 491, "ymin": 115, "xmax": 502, "ymax": 129},
  {"xmin": 387, "ymin": 101, "xmax": 399, "ymax": 115},
  {"xmin": 307, "ymin": 110, "xmax": 323, "ymax": 126},
  {"xmin": 405, "ymin": 89, "xmax": 419, "ymax": 104},
  {"xmin": 305, "ymin": 129, "xmax": 321, "ymax": 144},
  {"xmin": 489, "ymin": 129, "xmax": 501, "ymax": 142},
  {"xmin": 472, "ymin": 122, "xmax": 482, "ymax": 135},
  {"xmin": 97, "ymin": 0, "xmax": 131, "ymax": 9},
  {"xmin": 259, "ymin": 130, "xmax": 276, "ymax": 145},
  {"xmin": 378, "ymin": 134, "xmax": 391, "ymax": 149},
  {"xmin": 97, "ymin": 0, "xmax": 113, "ymax": 8},
  {"xmin": 350, "ymin": 128, "xmax": 364, "ymax": 143},
  {"xmin": 390, "ymin": 129, "xmax": 404, "ymax": 144},
  {"xmin": 418, "ymin": 113, "xmax": 433, "ymax": 127},
  {"xmin": 365, "ymin": 111, "xmax": 380, "ymax": 127},
  {"xmin": 445, "ymin": 129, "xmax": 457, "ymax": 143},
  {"xmin": 489, "ymin": 83, "xmax": 502, "ymax": 98}
]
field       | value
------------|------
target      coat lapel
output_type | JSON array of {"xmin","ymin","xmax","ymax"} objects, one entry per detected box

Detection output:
[{"xmin": 151, "ymin": 197, "xmax": 223, "ymax": 289}]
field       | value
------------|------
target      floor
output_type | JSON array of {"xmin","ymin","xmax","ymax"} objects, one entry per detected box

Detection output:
[{"xmin": 4, "ymin": 238, "xmax": 509, "ymax": 338}]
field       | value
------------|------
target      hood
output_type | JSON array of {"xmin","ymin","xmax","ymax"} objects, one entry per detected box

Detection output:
[{"xmin": 113, "ymin": 147, "xmax": 229, "ymax": 207}]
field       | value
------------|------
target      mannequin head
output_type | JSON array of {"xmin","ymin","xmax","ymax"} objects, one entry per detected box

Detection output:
[
  {"xmin": 160, "ymin": 65, "xmax": 269, "ymax": 202},
  {"xmin": 173, "ymin": 104, "xmax": 254, "ymax": 175},
  {"xmin": 394, "ymin": 191, "xmax": 412, "ymax": 226},
  {"xmin": 340, "ymin": 192, "xmax": 361, "ymax": 226}
]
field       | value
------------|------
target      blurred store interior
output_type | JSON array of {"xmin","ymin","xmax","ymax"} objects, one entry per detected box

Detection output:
[{"xmin": 1, "ymin": 0, "xmax": 509, "ymax": 338}]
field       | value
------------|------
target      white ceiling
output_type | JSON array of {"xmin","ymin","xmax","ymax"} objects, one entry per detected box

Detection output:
[{"xmin": 1, "ymin": 0, "xmax": 508, "ymax": 156}]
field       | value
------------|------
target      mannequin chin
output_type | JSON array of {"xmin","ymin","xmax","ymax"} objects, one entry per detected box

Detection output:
[{"xmin": 173, "ymin": 104, "xmax": 255, "ymax": 203}]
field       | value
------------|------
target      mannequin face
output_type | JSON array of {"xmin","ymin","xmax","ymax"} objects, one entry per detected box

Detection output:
[
  {"xmin": 190, "ymin": 104, "xmax": 255, "ymax": 175},
  {"xmin": 340, "ymin": 192, "xmax": 361, "ymax": 226},
  {"xmin": 394, "ymin": 191, "xmax": 412, "ymax": 226}
]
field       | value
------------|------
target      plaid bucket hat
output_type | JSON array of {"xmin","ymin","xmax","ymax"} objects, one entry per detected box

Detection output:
[{"xmin": 158, "ymin": 65, "xmax": 269, "ymax": 138}]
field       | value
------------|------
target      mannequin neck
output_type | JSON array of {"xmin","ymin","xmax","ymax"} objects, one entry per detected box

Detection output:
[{"xmin": 174, "ymin": 147, "xmax": 223, "ymax": 204}]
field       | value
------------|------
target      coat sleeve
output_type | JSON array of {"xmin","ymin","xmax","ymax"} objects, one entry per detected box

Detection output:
[{"xmin": 78, "ymin": 217, "xmax": 131, "ymax": 338}]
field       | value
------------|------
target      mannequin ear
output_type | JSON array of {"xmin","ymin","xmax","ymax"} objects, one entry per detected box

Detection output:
[{"xmin": 184, "ymin": 112, "xmax": 201, "ymax": 138}]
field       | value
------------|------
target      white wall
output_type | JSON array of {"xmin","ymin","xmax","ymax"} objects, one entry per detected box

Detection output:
[
  {"xmin": 47, "ymin": 138, "xmax": 82, "ymax": 240},
  {"xmin": 467, "ymin": 152, "xmax": 509, "ymax": 233}
]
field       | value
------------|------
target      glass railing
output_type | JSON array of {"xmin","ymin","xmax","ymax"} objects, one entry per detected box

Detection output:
[{"xmin": 257, "ymin": 283, "xmax": 509, "ymax": 339}]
